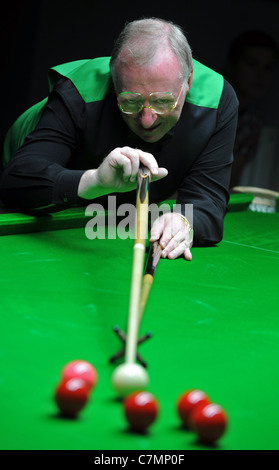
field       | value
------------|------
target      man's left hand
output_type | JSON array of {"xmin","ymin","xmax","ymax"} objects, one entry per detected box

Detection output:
[{"xmin": 149, "ymin": 212, "xmax": 193, "ymax": 260}]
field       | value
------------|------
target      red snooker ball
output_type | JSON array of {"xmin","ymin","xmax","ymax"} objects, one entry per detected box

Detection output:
[
  {"xmin": 124, "ymin": 391, "xmax": 158, "ymax": 431},
  {"xmin": 191, "ymin": 403, "xmax": 227, "ymax": 443},
  {"xmin": 177, "ymin": 389, "xmax": 211, "ymax": 428},
  {"xmin": 61, "ymin": 360, "xmax": 98, "ymax": 390},
  {"xmin": 55, "ymin": 377, "xmax": 90, "ymax": 417}
]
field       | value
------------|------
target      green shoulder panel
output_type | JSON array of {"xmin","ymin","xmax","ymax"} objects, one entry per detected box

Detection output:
[
  {"xmin": 186, "ymin": 59, "xmax": 224, "ymax": 109},
  {"xmin": 2, "ymin": 58, "xmax": 111, "ymax": 166},
  {"xmin": 48, "ymin": 56, "xmax": 112, "ymax": 102}
]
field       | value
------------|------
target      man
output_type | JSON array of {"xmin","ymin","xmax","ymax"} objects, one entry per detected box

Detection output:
[
  {"xmin": 225, "ymin": 30, "xmax": 279, "ymax": 190},
  {"xmin": 0, "ymin": 18, "xmax": 238, "ymax": 260}
]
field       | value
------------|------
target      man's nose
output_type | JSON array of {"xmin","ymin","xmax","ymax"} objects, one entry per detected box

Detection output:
[{"xmin": 139, "ymin": 106, "xmax": 158, "ymax": 128}]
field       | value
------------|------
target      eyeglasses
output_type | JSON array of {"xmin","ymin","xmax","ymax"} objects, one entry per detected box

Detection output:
[{"xmin": 117, "ymin": 84, "xmax": 184, "ymax": 115}]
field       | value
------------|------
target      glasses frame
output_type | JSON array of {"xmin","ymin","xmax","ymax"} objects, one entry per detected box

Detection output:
[{"xmin": 117, "ymin": 83, "xmax": 184, "ymax": 115}]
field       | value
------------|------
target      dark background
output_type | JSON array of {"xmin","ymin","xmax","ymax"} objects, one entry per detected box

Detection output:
[{"xmin": 1, "ymin": 0, "xmax": 279, "ymax": 149}]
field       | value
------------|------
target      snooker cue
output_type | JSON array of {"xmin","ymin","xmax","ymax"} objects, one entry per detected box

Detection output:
[
  {"xmin": 232, "ymin": 186, "xmax": 279, "ymax": 198},
  {"xmin": 232, "ymin": 186, "xmax": 279, "ymax": 211},
  {"xmin": 139, "ymin": 241, "xmax": 162, "ymax": 321},
  {"xmin": 125, "ymin": 165, "xmax": 151, "ymax": 364}
]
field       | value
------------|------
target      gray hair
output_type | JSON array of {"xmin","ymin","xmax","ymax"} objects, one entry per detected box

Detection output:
[{"xmin": 110, "ymin": 18, "xmax": 193, "ymax": 85}]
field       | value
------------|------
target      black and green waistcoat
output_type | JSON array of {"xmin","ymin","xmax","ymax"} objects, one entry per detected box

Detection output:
[{"xmin": 3, "ymin": 56, "xmax": 224, "ymax": 167}]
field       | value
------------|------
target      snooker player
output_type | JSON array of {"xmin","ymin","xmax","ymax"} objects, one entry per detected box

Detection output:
[{"xmin": 0, "ymin": 18, "xmax": 238, "ymax": 260}]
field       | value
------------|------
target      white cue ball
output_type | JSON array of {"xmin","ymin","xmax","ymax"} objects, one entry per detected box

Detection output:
[{"xmin": 112, "ymin": 363, "xmax": 149, "ymax": 397}]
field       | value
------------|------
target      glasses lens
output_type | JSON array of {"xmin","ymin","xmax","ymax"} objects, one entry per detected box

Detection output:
[
  {"xmin": 149, "ymin": 92, "xmax": 176, "ymax": 113},
  {"xmin": 117, "ymin": 93, "xmax": 143, "ymax": 114}
]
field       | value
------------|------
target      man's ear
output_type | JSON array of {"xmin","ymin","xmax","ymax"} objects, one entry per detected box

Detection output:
[{"xmin": 187, "ymin": 68, "xmax": 193, "ymax": 90}]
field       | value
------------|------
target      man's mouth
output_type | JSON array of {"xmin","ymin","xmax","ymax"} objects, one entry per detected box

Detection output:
[{"xmin": 141, "ymin": 123, "xmax": 161, "ymax": 133}]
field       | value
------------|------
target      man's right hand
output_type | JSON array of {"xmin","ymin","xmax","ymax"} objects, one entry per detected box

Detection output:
[{"xmin": 78, "ymin": 146, "xmax": 168, "ymax": 199}]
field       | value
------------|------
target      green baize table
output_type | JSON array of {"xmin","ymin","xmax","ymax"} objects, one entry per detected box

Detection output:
[{"xmin": 0, "ymin": 195, "xmax": 278, "ymax": 450}]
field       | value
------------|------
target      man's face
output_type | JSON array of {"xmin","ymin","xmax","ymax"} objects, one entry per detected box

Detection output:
[
  {"xmin": 233, "ymin": 46, "xmax": 277, "ymax": 100},
  {"xmin": 114, "ymin": 48, "xmax": 192, "ymax": 143}
]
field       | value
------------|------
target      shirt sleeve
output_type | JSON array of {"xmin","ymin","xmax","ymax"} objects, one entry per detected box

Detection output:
[
  {"xmin": 0, "ymin": 78, "xmax": 87, "ymax": 213},
  {"xmin": 177, "ymin": 80, "xmax": 239, "ymax": 246}
]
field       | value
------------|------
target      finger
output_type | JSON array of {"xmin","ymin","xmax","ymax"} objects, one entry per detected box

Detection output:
[
  {"xmin": 110, "ymin": 152, "xmax": 135, "ymax": 183},
  {"xmin": 138, "ymin": 150, "xmax": 158, "ymax": 170},
  {"xmin": 149, "ymin": 212, "xmax": 179, "ymax": 245},
  {"xmin": 184, "ymin": 247, "xmax": 192, "ymax": 261},
  {"xmin": 161, "ymin": 230, "xmax": 185, "ymax": 258},
  {"xmin": 137, "ymin": 150, "xmax": 168, "ymax": 180},
  {"xmin": 166, "ymin": 241, "xmax": 191, "ymax": 260},
  {"xmin": 121, "ymin": 157, "xmax": 132, "ymax": 182},
  {"xmin": 159, "ymin": 219, "xmax": 181, "ymax": 250},
  {"xmin": 151, "ymin": 167, "xmax": 168, "ymax": 181},
  {"xmin": 120, "ymin": 147, "xmax": 140, "ymax": 181}
]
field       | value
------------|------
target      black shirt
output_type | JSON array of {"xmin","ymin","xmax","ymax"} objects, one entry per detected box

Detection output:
[{"xmin": 0, "ymin": 61, "xmax": 238, "ymax": 246}]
